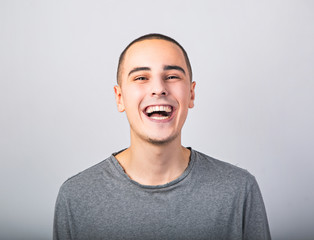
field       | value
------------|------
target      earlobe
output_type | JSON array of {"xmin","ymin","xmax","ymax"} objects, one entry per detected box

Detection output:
[
  {"xmin": 114, "ymin": 85, "xmax": 125, "ymax": 112},
  {"xmin": 188, "ymin": 81, "xmax": 196, "ymax": 108}
]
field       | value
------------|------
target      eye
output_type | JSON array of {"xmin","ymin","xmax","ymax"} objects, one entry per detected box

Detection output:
[
  {"xmin": 166, "ymin": 75, "xmax": 180, "ymax": 80},
  {"xmin": 134, "ymin": 76, "xmax": 148, "ymax": 81}
]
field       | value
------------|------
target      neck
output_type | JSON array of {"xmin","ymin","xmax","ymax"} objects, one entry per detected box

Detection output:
[{"xmin": 116, "ymin": 135, "xmax": 190, "ymax": 186}]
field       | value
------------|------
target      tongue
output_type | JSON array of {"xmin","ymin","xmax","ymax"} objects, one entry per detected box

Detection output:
[{"xmin": 150, "ymin": 112, "xmax": 165, "ymax": 118}]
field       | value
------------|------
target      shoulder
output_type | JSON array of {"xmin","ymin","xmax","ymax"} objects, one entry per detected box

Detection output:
[
  {"xmin": 58, "ymin": 155, "xmax": 116, "ymax": 198},
  {"xmin": 191, "ymin": 149, "xmax": 257, "ymax": 190}
]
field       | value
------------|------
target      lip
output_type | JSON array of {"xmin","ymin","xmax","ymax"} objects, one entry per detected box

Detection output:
[{"xmin": 142, "ymin": 104, "xmax": 176, "ymax": 123}]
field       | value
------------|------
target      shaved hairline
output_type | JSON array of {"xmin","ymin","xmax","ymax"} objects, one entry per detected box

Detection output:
[{"xmin": 116, "ymin": 33, "xmax": 193, "ymax": 85}]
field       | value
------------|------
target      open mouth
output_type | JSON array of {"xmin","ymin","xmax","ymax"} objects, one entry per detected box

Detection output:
[{"xmin": 144, "ymin": 105, "xmax": 174, "ymax": 120}]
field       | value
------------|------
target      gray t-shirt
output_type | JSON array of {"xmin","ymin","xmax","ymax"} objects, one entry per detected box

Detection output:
[{"xmin": 53, "ymin": 148, "xmax": 271, "ymax": 240}]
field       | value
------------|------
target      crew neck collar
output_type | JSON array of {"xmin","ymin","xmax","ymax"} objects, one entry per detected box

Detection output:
[{"xmin": 110, "ymin": 147, "xmax": 195, "ymax": 189}]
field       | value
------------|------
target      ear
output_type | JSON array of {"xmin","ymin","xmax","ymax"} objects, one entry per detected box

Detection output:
[
  {"xmin": 114, "ymin": 85, "xmax": 125, "ymax": 112},
  {"xmin": 188, "ymin": 81, "xmax": 196, "ymax": 108}
]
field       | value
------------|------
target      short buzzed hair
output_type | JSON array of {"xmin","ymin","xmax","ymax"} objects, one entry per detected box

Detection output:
[{"xmin": 116, "ymin": 33, "xmax": 193, "ymax": 85}]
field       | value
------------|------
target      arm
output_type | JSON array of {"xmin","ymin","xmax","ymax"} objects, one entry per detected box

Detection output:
[
  {"xmin": 243, "ymin": 177, "xmax": 271, "ymax": 240},
  {"xmin": 53, "ymin": 189, "xmax": 72, "ymax": 240}
]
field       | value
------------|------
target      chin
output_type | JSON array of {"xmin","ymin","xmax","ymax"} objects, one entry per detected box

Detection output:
[{"xmin": 147, "ymin": 133, "xmax": 179, "ymax": 146}]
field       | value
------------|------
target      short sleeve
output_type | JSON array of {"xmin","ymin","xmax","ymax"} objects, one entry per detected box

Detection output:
[
  {"xmin": 53, "ymin": 188, "xmax": 72, "ymax": 240},
  {"xmin": 243, "ymin": 177, "xmax": 271, "ymax": 240}
]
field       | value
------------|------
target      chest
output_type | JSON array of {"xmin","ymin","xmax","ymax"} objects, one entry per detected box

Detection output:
[{"xmin": 70, "ymin": 185, "xmax": 245, "ymax": 239}]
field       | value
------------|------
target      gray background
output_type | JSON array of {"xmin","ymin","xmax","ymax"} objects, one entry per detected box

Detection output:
[{"xmin": 1, "ymin": 0, "xmax": 313, "ymax": 239}]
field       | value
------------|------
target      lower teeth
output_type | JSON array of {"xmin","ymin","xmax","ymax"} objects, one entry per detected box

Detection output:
[{"xmin": 150, "ymin": 116, "xmax": 169, "ymax": 120}]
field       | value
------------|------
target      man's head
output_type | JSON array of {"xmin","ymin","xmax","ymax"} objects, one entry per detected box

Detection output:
[
  {"xmin": 117, "ymin": 33, "xmax": 192, "ymax": 85},
  {"xmin": 114, "ymin": 34, "xmax": 195, "ymax": 145}
]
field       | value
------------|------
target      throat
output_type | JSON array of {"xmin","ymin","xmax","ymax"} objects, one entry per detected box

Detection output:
[{"xmin": 117, "ymin": 146, "xmax": 190, "ymax": 186}]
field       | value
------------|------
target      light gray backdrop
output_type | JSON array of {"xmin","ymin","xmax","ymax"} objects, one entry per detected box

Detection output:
[{"xmin": 1, "ymin": 0, "xmax": 313, "ymax": 239}]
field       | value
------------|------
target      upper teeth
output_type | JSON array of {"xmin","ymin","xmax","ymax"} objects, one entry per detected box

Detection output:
[{"xmin": 146, "ymin": 105, "xmax": 172, "ymax": 114}]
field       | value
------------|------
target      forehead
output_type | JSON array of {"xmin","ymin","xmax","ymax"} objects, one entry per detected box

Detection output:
[{"xmin": 122, "ymin": 39, "xmax": 187, "ymax": 71}]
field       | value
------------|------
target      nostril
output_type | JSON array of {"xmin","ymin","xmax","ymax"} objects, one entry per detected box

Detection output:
[
  {"xmin": 151, "ymin": 88, "xmax": 168, "ymax": 96},
  {"xmin": 152, "ymin": 90, "xmax": 167, "ymax": 96}
]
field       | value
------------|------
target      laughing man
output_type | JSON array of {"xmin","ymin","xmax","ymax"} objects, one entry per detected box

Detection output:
[{"xmin": 53, "ymin": 33, "xmax": 271, "ymax": 240}]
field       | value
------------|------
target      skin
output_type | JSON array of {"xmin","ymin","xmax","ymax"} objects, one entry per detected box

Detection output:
[{"xmin": 114, "ymin": 39, "xmax": 196, "ymax": 186}]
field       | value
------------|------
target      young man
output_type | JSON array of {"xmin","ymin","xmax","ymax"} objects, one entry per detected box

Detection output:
[{"xmin": 53, "ymin": 34, "xmax": 271, "ymax": 240}]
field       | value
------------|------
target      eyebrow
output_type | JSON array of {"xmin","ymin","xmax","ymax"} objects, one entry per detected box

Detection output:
[
  {"xmin": 128, "ymin": 67, "xmax": 151, "ymax": 76},
  {"xmin": 163, "ymin": 65, "xmax": 186, "ymax": 75},
  {"xmin": 127, "ymin": 65, "xmax": 186, "ymax": 76}
]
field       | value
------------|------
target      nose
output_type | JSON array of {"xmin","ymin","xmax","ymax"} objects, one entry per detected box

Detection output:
[{"xmin": 151, "ymin": 78, "xmax": 168, "ymax": 96}]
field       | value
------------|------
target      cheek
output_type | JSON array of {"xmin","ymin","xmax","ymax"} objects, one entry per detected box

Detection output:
[
  {"xmin": 122, "ymin": 85, "xmax": 145, "ymax": 111},
  {"xmin": 176, "ymin": 85, "xmax": 192, "ymax": 106}
]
